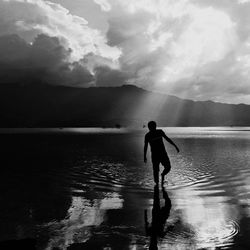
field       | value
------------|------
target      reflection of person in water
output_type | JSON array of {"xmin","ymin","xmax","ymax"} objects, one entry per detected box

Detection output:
[
  {"xmin": 145, "ymin": 185, "xmax": 172, "ymax": 250},
  {"xmin": 144, "ymin": 121, "xmax": 179, "ymax": 185}
]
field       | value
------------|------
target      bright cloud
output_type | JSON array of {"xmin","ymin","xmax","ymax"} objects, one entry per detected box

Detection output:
[
  {"xmin": 238, "ymin": 0, "xmax": 250, "ymax": 4},
  {"xmin": 0, "ymin": 0, "xmax": 121, "ymax": 63},
  {"xmin": 160, "ymin": 6, "xmax": 238, "ymax": 83},
  {"xmin": 94, "ymin": 0, "xmax": 111, "ymax": 12},
  {"xmin": 101, "ymin": 0, "xmax": 250, "ymax": 103}
]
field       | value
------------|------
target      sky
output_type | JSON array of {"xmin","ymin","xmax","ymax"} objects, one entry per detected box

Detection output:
[{"xmin": 1, "ymin": 0, "xmax": 250, "ymax": 104}]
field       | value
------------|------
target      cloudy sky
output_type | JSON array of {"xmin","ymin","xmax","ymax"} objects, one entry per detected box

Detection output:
[{"xmin": 1, "ymin": 0, "xmax": 250, "ymax": 104}]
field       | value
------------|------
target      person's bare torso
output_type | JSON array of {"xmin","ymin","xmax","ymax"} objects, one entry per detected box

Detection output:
[{"xmin": 145, "ymin": 129, "xmax": 167, "ymax": 156}]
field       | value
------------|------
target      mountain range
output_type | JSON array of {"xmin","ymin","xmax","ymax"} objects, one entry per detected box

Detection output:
[{"xmin": 0, "ymin": 83, "xmax": 249, "ymax": 127}]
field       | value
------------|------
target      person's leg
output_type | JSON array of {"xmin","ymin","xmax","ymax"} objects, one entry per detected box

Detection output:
[
  {"xmin": 152, "ymin": 162, "xmax": 160, "ymax": 185},
  {"xmin": 161, "ymin": 164, "xmax": 171, "ymax": 176},
  {"xmin": 161, "ymin": 157, "xmax": 171, "ymax": 185}
]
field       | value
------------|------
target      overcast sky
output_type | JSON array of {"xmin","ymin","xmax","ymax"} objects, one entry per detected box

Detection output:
[{"xmin": 1, "ymin": 0, "xmax": 250, "ymax": 104}]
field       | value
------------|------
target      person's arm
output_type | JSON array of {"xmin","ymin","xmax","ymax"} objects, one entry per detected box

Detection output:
[
  {"xmin": 144, "ymin": 135, "xmax": 148, "ymax": 163},
  {"xmin": 161, "ymin": 130, "xmax": 179, "ymax": 153}
]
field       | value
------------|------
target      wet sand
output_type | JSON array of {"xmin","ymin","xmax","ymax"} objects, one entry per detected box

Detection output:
[{"xmin": 0, "ymin": 128, "xmax": 250, "ymax": 249}]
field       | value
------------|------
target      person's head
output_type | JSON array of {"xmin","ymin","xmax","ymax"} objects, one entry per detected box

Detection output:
[{"xmin": 148, "ymin": 121, "xmax": 157, "ymax": 131}]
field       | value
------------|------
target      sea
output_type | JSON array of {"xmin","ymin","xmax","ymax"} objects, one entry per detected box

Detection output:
[{"xmin": 0, "ymin": 127, "xmax": 250, "ymax": 250}]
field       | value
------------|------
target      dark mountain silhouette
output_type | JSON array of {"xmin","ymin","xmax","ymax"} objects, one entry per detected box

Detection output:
[{"xmin": 0, "ymin": 83, "xmax": 249, "ymax": 127}]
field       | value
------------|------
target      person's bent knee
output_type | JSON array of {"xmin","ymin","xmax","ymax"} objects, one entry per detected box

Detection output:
[{"xmin": 162, "ymin": 165, "xmax": 171, "ymax": 175}]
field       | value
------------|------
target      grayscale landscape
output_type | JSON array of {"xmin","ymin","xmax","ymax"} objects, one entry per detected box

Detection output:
[{"xmin": 1, "ymin": 0, "xmax": 250, "ymax": 249}]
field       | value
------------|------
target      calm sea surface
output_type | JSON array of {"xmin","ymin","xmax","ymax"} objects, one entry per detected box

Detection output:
[{"xmin": 0, "ymin": 127, "xmax": 250, "ymax": 250}]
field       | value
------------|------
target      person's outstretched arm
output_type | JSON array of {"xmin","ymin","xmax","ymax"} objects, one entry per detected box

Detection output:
[
  {"xmin": 161, "ymin": 130, "xmax": 179, "ymax": 153},
  {"xmin": 144, "ymin": 136, "xmax": 148, "ymax": 163}
]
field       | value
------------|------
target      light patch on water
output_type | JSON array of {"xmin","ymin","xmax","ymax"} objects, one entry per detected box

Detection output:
[
  {"xmin": 100, "ymin": 193, "xmax": 124, "ymax": 210},
  {"xmin": 41, "ymin": 193, "xmax": 124, "ymax": 250},
  {"xmin": 172, "ymin": 187, "xmax": 240, "ymax": 249}
]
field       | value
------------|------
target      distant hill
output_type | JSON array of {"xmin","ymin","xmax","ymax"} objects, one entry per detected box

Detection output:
[{"xmin": 0, "ymin": 83, "xmax": 249, "ymax": 127}]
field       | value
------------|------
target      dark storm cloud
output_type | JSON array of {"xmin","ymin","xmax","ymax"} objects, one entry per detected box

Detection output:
[
  {"xmin": 0, "ymin": 34, "xmax": 94, "ymax": 86},
  {"xmin": 94, "ymin": 66, "xmax": 129, "ymax": 86}
]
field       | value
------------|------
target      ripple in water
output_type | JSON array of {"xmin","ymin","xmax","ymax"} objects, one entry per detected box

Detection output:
[
  {"xmin": 158, "ymin": 219, "xmax": 239, "ymax": 249},
  {"xmin": 195, "ymin": 220, "xmax": 240, "ymax": 248}
]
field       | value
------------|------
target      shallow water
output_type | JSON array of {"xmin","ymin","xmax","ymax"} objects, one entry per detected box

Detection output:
[{"xmin": 0, "ymin": 127, "xmax": 250, "ymax": 249}]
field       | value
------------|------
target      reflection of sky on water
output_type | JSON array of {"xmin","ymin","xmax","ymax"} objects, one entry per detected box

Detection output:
[
  {"xmin": 43, "ymin": 193, "xmax": 124, "ymax": 250},
  {"xmin": 41, "ymin": 183, "xmax": 241, "ymax": 249},
  {"xmin": 172, "ymin": 188, "xmax": 240, "ymax": 249}
]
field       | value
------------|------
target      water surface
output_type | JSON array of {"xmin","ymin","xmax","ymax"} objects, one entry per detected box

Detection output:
[{"xmin": 0, "ymin": 127, "xmax": 250, "ymax": 249}]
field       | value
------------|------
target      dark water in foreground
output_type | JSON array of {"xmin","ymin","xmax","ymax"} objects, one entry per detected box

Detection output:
[{"xmin": 0, "ymin": 127, "xmax": 250, "ymax": 250}]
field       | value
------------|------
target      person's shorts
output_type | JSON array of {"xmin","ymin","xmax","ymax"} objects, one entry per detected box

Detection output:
[{"xmin": 152, "ymin": 153, "xmax": 170, "ymax": 167}]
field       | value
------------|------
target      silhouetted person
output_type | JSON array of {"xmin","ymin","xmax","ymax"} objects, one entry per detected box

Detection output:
[
  {"xmin": 144, "ymin": 121, "xmax": 179, "ymax": 185},
  {"xmin": 145, "ymin": 185, "xmax": 172, "ymax": 250}
]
